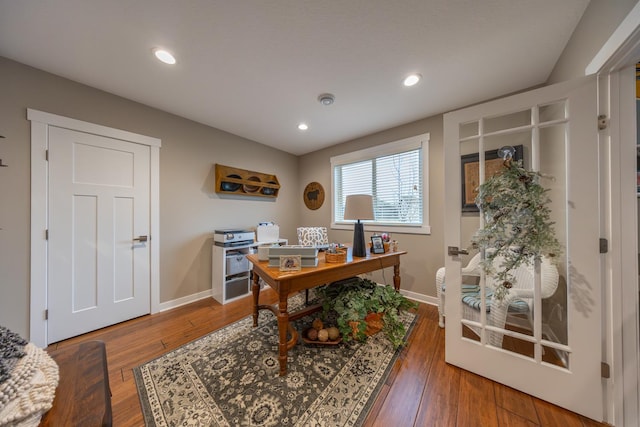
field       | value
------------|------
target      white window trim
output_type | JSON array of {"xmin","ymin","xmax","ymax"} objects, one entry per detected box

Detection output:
[{"xmin": 330, "ymin": 133, "xmax": 431, "ymax": 235}]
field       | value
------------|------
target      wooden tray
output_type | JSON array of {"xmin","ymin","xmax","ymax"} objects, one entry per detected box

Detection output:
[{"xmin": 301, "ymin": 328, "xmax": 342, "ymax": 345}]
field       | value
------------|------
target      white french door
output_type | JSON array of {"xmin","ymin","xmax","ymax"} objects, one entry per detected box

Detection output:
[{"xmin": 443, "ymin": 76, "xmax": 603, "ymax": 421}]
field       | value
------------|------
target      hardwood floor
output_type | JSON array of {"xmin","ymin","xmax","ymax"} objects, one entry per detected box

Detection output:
[{"xmin": 45, "ymin": 289, "xmax": 609, "ymax": 427}]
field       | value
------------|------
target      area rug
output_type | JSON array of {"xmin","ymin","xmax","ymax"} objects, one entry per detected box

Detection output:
[{"xmin": 134, "ymin": 294, "xmax": 416, "ymax": 426}]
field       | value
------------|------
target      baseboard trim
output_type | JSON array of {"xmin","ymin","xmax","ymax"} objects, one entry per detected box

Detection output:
[
  {"xmin": 159, "ymin": 288, "xmax": 438, "ymax": 313},
  {"xmin": 400, "ymin": 289, "xmax": 438, "ymax": 306},
  {"xmin": 159, "ymin": 289, "xmax": 213, "ymax": 312}
]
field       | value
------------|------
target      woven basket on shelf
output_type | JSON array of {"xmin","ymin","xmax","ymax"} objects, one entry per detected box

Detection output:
[{"xmin": 325, "ymin": 249, "xmax": 347, "ymax": 263}]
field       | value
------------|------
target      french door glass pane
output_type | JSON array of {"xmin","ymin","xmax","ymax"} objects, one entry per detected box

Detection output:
[
  {"xmin": 460, "ymin": 121, "xmax": 479, "ymax": 139},
  {"xmin": 539, "ymin": 123, "xmax": 569, "ymax": 357},
  {"xmin": 460, "ymin": 136, "xmax": 482, "ymax": 334},
  {"xmin": 539, "ymin": 101, "xmax": 567, "ymax": 123},
  {"xmin": 484, "ymin": 109, "xmax": 531, "ymax": 133},
  {"xmin": 457, "ymin": 108, "xmax": 569, "ymax": 367}
]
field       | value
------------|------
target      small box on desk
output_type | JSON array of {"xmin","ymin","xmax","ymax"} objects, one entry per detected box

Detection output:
[
  {"xmin": 268, "ymin": 245, "xmax": 318, "ymax": 268},
  {"xmin": 257, "ymin": 223, "xmax": 279, "ymax": 243}
]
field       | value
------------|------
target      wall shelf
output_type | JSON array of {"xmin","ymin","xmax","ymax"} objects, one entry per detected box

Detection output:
[{"xmin": 215, "ymin": 164, "xmax": 280, "ymax": 198}]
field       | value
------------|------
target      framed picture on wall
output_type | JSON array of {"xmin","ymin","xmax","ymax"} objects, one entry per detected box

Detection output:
[{"xmin": 461, "ymin": 145, "xmax": 523, "ymax": 212}]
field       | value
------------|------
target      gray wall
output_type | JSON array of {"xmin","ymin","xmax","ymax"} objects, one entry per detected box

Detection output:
[
  {"xmin": 1, "ymin": 0, "xmax": 636, "ymax": 340},
  {"xmin": 298, "ymin": 0, "xmax": 640, "ymax": 304},
  {"xmin": 298, "ymin": 117, "xmax": 443, "ymax": 298},
  {"xmin": 0, "ymin": 57, "xmax": 298, "ymax": 338},
  {"xmin": 548, "ymin": 0, "xmax": 639, "ymax": 84}
]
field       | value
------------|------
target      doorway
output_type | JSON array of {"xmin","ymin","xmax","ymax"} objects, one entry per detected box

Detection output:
[{"xmin": 28, "ymin": 109, "xmax": 161, "ymax": 347}]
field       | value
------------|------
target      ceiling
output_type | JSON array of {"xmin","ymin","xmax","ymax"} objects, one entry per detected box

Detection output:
[{"xmin": 0, "ymin": 0, "xmax": 590, "ymax": 156}]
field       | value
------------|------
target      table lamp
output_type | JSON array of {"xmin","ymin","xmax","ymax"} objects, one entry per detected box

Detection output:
[{"xmin": 344, "ymin": 194, "xmax": 374, "ymax": 257}]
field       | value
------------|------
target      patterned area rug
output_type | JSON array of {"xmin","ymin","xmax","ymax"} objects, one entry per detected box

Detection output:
[{"xmin": 134, "ymin": 294, "xmax": 416, "ymax": 426}]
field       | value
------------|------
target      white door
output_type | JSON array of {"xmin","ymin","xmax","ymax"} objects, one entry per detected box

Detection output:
[
  {"xmin": 47, "ymin": 126, "xmax": 151, "ymax": 343},
  {"xmin": 443, "ymin": 77, "xmax": 603, "ymax": 421}
]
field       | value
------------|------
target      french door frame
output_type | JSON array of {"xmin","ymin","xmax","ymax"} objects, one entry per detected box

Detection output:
[{"xmin": 587, "ymin": 2, "xmax": 640, "ymax": 425}]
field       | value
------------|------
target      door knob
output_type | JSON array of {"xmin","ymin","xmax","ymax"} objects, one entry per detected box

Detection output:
[
  {"xmin": 133, "ymin": 235, "xmax": 148, "ymax": 242},
  {"xmin": 448, "ymin": 246, "xmax": 469, "ymax": 256}
]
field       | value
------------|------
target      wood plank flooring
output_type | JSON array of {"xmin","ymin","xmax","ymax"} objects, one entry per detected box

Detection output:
[{"xmin": 45, "ymin": 289, "xmax": 610, "ymax": 427}]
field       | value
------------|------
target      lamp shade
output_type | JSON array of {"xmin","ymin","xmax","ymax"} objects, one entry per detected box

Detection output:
[{"xmin": 344, "ymin": 194, "xmax": 374, "ymax": 220}]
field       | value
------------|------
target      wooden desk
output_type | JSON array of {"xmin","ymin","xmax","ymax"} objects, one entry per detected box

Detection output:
[
  {"xmin": 247, "ymin": 247, "xmax": 406, "ymax": 376},
  {"xmin": 40, "ymin": 340, "xmax": 112, "ymax": 427}
]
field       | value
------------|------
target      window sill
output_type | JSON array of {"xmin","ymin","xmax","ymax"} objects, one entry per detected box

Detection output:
[{"xmin": 331, "ymin": 222, "xmax": 431, "ymax": 235}]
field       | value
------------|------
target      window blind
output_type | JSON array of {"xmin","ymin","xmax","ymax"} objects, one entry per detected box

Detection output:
[{"xmin": 334, "ymin": 148, "xmax": 423, "ymax": 225}]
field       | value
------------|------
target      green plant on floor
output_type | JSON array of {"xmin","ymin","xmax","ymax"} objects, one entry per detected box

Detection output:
[{"xmin": 315, "ymin": 277, "xmax": 418, "ymax": 349}]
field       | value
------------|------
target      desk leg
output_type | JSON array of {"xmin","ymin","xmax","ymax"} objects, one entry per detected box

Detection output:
[
  {"xmin": 277, "ymin": 295, "xmax": 289, "ymax": 376},
  {"xmin": 393, "ymin": 264, "xmax": 401, "ymax": 291},
  {"xmin": 252, "ymin": 273, "xmax": 260, "ymax": 327}
]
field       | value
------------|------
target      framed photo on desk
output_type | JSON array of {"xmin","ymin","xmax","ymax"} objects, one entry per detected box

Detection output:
[
  {"xmin": 279, "ymin": 255, "xmax": 301, "ymax": 271},
  {"xmin": 371, "ymin": 235, "xmax": 385, "ymax": 254}
]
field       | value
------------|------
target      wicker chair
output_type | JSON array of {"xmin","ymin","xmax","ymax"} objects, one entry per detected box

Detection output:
[
  {"xmin": 436, "ymin": 253, "xmax": 482, "ymax": 328},
  {"xmin": 436, "ymin": 253, "xmax": 559, "ymax": 347}
]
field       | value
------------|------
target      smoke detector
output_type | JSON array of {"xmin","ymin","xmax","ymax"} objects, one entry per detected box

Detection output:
[{"xmin": 318, "ymin": 93, "xmax": 335, "ymax": 106}]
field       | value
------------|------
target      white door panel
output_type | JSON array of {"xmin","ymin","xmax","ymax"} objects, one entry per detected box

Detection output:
[
  {"xmin": 48, "ymin": 126, "xmax": 150, "ymax": 343},
  {"xmin": 443, "ymin": 77, "xmax": 603, "ymax": 421}
]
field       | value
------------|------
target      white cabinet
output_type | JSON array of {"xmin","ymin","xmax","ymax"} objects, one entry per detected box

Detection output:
[{"xmin": 212, "ymin": 239, "xmax": 287, "ymax": 304}]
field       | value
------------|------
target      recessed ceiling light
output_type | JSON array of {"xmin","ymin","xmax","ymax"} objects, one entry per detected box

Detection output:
[
  {"xmin": 403, "ymin": 73, "xmax": 421, "ymax": 87},
  {"xmin": 153, "ymin": 48, "xmax": 176, "ymax": 65},
  {"xmin": 298, "ymin": 123, "xmax": 309, "ymax": 131}
]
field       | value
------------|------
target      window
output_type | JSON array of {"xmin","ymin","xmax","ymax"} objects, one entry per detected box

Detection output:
[{"xmin": 331, "ymin": 133, "xmax": 430, "ymax": 234}]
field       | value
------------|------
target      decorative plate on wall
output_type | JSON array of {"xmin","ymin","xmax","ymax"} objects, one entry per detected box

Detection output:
[{"xmin": 303, "ymin": 182, "xmax": 325, "ymax": 210}]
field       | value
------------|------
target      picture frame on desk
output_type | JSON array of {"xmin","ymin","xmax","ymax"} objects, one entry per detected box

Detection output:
[
  {"xmin": 370, "ymin": 235, "xmax": 385, "ymax": 254},
  {"xmin": 279, "ymin": 255, "xmax": 302, "ymax": 271}
]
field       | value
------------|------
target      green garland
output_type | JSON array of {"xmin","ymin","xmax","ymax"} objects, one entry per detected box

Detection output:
[{"xmin": 470, "ymin": 159, "xmax": 562, "ymax": 300}]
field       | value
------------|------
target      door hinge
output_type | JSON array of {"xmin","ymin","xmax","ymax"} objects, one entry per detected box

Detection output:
[
  {"xmin": 45, "ymin": 229, "xmax": 48, "ymax": 240},
  {"xmin": 599, "ymin": 238, "xmax": 608, "ymax": 254},
  {"xmin": 45, "ymin": 149, "xmax": 48, "ymax": 161},
  {"xmin": 598, "ymin": 114, "xmax": 608, "ymax": 130},
  {"xmin": 601, "ymin": 362, "xmax": 610, "ymax": 379},
  {"xmin": 44, "ymin": 309, "xmax": 48, "ymax": 320}
]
